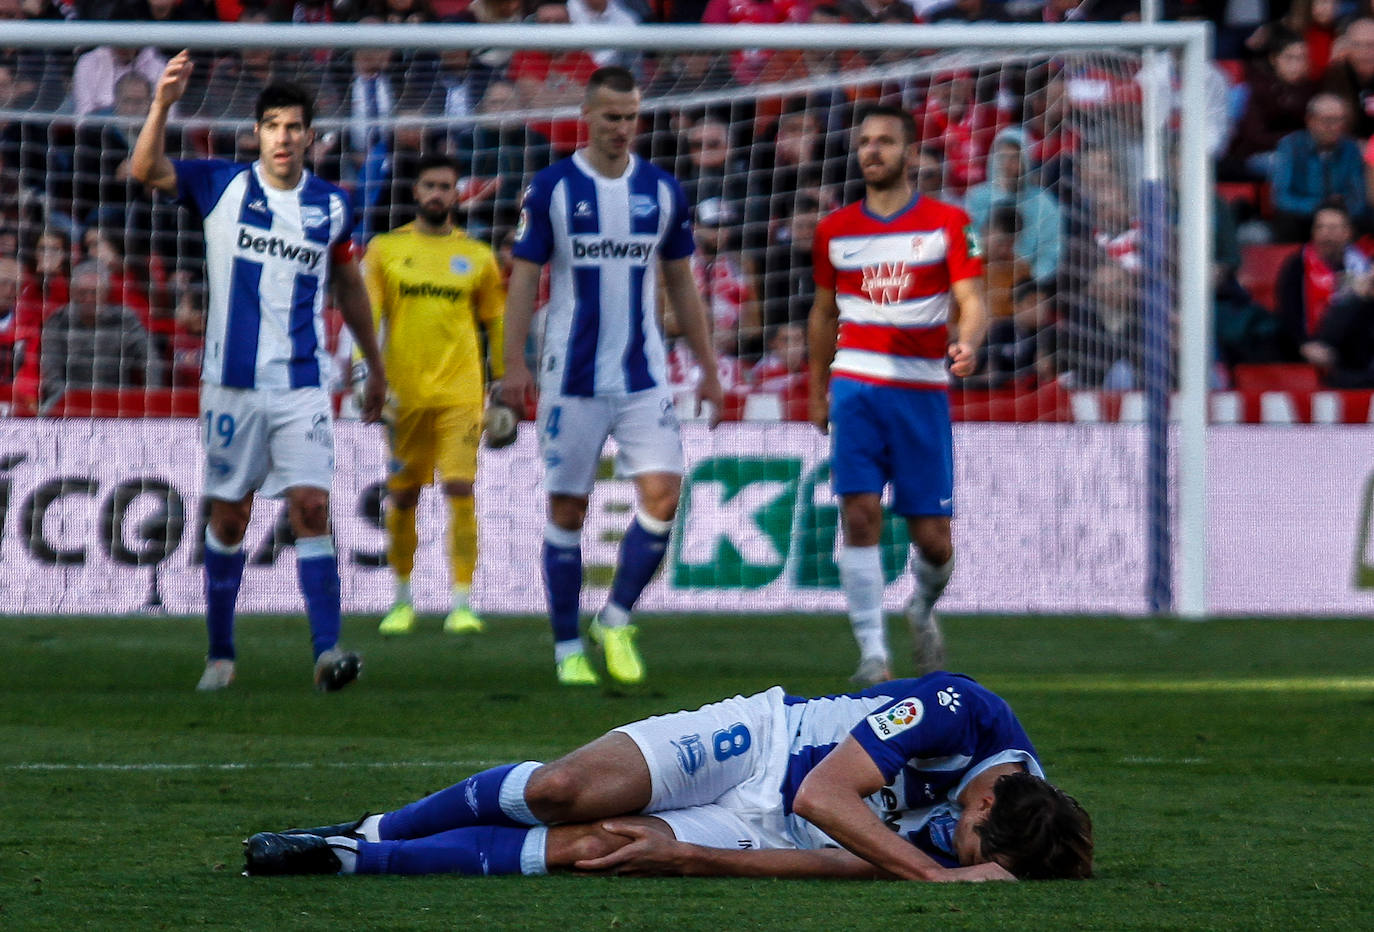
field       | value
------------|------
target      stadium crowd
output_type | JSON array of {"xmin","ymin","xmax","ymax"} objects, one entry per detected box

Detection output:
[{"xmin": 6, "ymin": 0, "xmax": 1374, "ymax": 419}]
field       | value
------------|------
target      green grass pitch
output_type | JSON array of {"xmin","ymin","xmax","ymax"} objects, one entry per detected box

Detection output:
[{"xmin": 2, "ymin": 611, "xmax": 1372, "ymax": 930}]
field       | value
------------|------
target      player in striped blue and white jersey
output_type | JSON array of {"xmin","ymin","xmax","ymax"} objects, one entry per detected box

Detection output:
[
  {"xmin": 501, "ymin": 67, "xmax": 724, "ymax": 688},
  {"xmin": 245, "ymin": 672, "xmax": 1094, "ymax": 882},
  {"xmin": 132, "ymin": 51, "xmax": 387, "ymax": 693}
]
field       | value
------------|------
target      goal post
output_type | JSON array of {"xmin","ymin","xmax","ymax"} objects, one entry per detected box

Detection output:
[{"xmin": 0, "ymin": 21, "xmax": 1212, "ymax": 618}]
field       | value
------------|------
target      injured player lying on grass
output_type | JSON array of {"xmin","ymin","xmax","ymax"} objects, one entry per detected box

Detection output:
[{"xmin": 243, "ymin": 673, "xmax": 1094, "ymax": 881}]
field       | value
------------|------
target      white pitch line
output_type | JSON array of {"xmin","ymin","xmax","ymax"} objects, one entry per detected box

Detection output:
[
  {"xmin": 6, "ymin": 760, "xmax": 494, "ymax": 773},
  {"xmin": 1005, "ymin": 677, "xmax": 1374, "ymax": 692}
]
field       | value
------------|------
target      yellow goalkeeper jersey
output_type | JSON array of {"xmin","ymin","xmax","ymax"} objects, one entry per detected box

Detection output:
[{"xmin": 363, "ymin": 223, "xmax": 506, "ymax": 410}]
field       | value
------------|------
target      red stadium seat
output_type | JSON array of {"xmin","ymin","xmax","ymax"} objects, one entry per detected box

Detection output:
[
  {"xmin": 1236, "ymin": 244, "xmax": 1297, "ymax": 312},
  {"xmin": 45, "ymin": 388, "xmax": 201, "ymax": 418},
  {"xmin": 1231, "ymin": 363, "xmax": 1320, "ymax": 394}
]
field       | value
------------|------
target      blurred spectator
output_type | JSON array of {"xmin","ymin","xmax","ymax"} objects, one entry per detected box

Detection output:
[
  {"xmin": 1, "ymin": 0, "xmax": 73, "ymax": 110},
  {"xmin": 977, "ymin": 279, "xmax": 1059, "ymax": 389},
  {"xmin": 978, "ymin": 205, "xmax": 1032, "ymax": 320},
  {"xmin": 700, "ymin": 0, "xmax": 810, "ymax": 84},
  {"xmin": 742, "ymin": 107, "xmax": 832, "ymax": 253},
  {"xmin": 1274, "ymin": 205, "xmax": 1370, "ymax": 361},
  {"xmin": 691, "ymin": 196, "xmax": 759, "ymax": 362},
  {"xmin": 453, "ymin": 79, "xmax": 552, "ymax": 235},
  {"xmin": 71, "ymin": 44, "xmax": 166, "ymax": 117},
  {"xmin": 754, "ymin": 5, "xmax": 862, "ymax": 135},
  {"xmin": 643, "ymin": 51, "xmax": 736, "ymax": 98},
  {"xmin": 748, "ymin": 321, "xmax": 809, "ymax": 421},
  {"xmin": 293, "ymin": 0, "xmax": 334, "ymax": 20},
  {"xmin": 914, "ymin": 69, "xmax": 1007, "ymax": 196},
  {"xmin": 909, "ymin": 146, "xmax": 944, "ymax": 199},
  {"xmin": 0, "ymin": 254, "xmax": 42, "ymax": 413},
  {"xmin": 1063, "ymin": 261, "xmax": 1142, "ymax": 390},
  {"xmin": 1270, "ymin": 93, "xmax": 1369, "ymax": 241},
  {"xmin": 1277, "ymin": 0, "xmax": 1341, "ymax": 82},
  {"xmin": 418, "ymin": 48, "xmax": 488, "ymax": 122},
  {"xmin": 760, "ymin": 191, "xmax": 821, "ymax": 330},
  {"xmin": 1323, "ymin": 17, "xmax": 1374, "ymax": 139},
  {"xmin": 27, "ymin": 227, "xmax": 73, "ymax": 319},
  {"xmin": 73, "ymin": 71, "xmax": 155, "ymax": 229},
  {"xmin": 451, "ymin": 0, "xmax": 525, "ymax": 72},
  {"xmin": 39, "ymin": 260, "xmax": 163, "ymax": 405},
  {"xmin": 81, "ymin": 226, "xmax": 173, "ymax": 348},
  {"xmin": 507, "ymin": 1, "xmax": 600, "ymax": 154},
  {"xmin": 1303, "ymin": 266, "xmax": 1374, "ymax": 386},
  {"xmin": 678, "ymin": 116, "xmax": 746, "ymax": 210},
  {"xmin": 927, "ymin": 0, "xmax": 1012, "ymax": 23},
  {"xmin": 1085, "ymin": 176, "xmax": 1142, "ymax": 275},
  {"xmin": 567, "ymin": 0, "xmax": 643, "ymax": 69},
  {"xmin": 369, "ymin": 0, "xmax": 434, "ymax": 20},
  {"xmin": 964, "ymin": 127, "xmax": 1063, "ymax": 284},
  {"xmin": 1223, "ymin": 28, "xmax": 1317, "ymax": 181}
]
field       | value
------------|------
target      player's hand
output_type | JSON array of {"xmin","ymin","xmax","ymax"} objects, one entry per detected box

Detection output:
[
  {"xmin": 156, "ymin": 49, "xmax": 194, "ymax": 108},
  {"xmin": 808, "ymin": 383, "xmax": 829, "ymax": 434},
  {"xmin": 947, "ymin": 861, "xmax": 1017, "ymax": 883},
  {"xmin": 359, "ymin": 366, "xmax": 387, "ymax": 424},
  {"xmin": 501, "ymin": 362, "xmax": 533, "ymax": 418},
  {"xmin": 572, "ymin": 822, "xmax": 686, "ymax": 876},
  {"xmin": 696, "ymin": 371, "xmax": 724, "ymax": 428},
  {"xmin": 947, "ymin": 341, "xmax": 978, "ymax": 378}
]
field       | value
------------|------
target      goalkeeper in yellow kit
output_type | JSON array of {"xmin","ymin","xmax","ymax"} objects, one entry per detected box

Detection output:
[{"xmin": 363, "ymin": 154, "xmax": 506, "ymax": 636}]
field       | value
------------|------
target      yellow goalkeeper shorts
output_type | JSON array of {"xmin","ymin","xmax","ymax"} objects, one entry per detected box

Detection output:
[{"xmin": 386, "ymin": 403, "xmax": 483, "ymax": 491}]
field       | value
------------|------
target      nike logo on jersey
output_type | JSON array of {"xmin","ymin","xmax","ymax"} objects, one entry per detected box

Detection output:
[{"xmin": 236, "ymin": 228, "xmax": 323, "ymax": 268}]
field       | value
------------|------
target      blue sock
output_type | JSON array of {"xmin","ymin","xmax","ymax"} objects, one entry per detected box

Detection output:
[
  {"xmin": 608, "ymin": 513, "xmax": 672, "ymax": 615},
  {"xmin": 296, "ymin": 536, "xmax": 341, "ymax": 660},
  {"xmin": 378, "ymin": 762, "xmax": 539, "ymax": 839},
  {"xmin": 204, "ymin": 531, "xmax": 245, "ymax": 661},
  {"xmin": 355, "ymin": 825, "xmax": 529, "ymax": 875},
  {"xmin": 542, "ymin": 524, "xmax": 582, "ymax": 644}
]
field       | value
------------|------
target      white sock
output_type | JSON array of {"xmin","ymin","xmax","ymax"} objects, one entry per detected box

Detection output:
[
  {"xmin": 598, "ymin": 601, "xmax": 630, "ymax": 628},
  {"xmin": 520, "ymin": 826, "xmax": 550, "ymax": 875},
  {"xmin": 497, "ymin": 760, "xmax": 543, "ymax": 826},
  {"xmin": 326, "ymin": 836, "xmax": 358, "ymax": 873},
  {"xmin": 357, "ymin": 813, "xmax": 383, "ymax": 842},
  {"xmin": 913, "ymin": 552, "xmax": 953, "ymax": 604},
  {"xmin": 553, "ymin": 639, "xmax": 584, "ymax": 663},
  {"xmin": 840, "ymin": 545, "xmax": 888, "ymax": 662},
  {"xmin": 394, "ymin": 579, "xmax": 412, "ymax": 606},
  {"xmin": 451, "ymin": 584, "xmax": 469, "ymax": 611}
]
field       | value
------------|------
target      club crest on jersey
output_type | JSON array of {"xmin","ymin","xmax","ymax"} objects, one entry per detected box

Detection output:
[
  {"xmin": 450, "ymin": 255, "xmax": 472, "ymax": 275},
  {"xmin": 672, "ymin": 733, "xmax": 706, "ymax": 776},
  {"xmin": 867, "ymin": 698, "xmax": 924, "ymax": 740},
  {"xmin": 937, "ymin": 687, "xmax": 962, "ymax": 713},
  {"xmin": 300, "ymin": 205, "xmax": 329, "ymax": 231},
  {"xmin": 629, "ymin": 194, "xmax": 658, "ymax": 220}
]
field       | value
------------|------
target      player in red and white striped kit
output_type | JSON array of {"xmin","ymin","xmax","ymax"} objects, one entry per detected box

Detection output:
[{"xmin": 808, "ymin": 105, "xmax": 989, "ymax": 686}]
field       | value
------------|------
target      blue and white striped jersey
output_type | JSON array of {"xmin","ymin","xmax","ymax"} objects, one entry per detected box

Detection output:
[
  {"xmin": 513, "ymin": 152, "xmax": 694, "ymax": 397},
  {"xmin": 782, "ymin": 673, "xmax": 1044, "ymax": 862},
  {"xmin": 173, "ymin": 159, "xmax": 355, "ymax": 390}
]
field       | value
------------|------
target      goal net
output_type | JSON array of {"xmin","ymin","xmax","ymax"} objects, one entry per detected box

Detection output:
[{"xmin": 0, "ymin": 23, "xmax": 1210, "ymax": 617}]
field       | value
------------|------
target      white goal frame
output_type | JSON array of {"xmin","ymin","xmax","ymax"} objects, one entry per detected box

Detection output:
[{"xmin": 3, "ymin": 21, "xmax": 1213, "ymax": 617}]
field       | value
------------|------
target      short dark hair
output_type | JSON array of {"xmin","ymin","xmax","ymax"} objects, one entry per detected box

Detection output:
[
  {"xmin": 586, "ymin": 66, "xmax": 638, "ymax": 98},
  {"xmin": 976, "ymin": 772, "xmax": 1094, "ymax": 880},
  {"xmin": 414, "ymin": 153, "xmax": 461, "ymax": 180},
  {"xmin": 255, "ymin": 82, "xmax": 315, "ymax": 126},
  {"xmin": 989, "ymin": 205, "xmax": 1022, "ymax": 236},
  {"xmin": 857, "ymin": 104, "xmax": 917, "ymax": 146}
]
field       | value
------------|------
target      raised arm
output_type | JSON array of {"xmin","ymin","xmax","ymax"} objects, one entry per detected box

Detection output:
[
  {"xmin": 806, "ymin": 285, "xmax": 839, "ymax": 433},
  {"xmin": 500, "ymin": 257, "xmax": 541, "ymax": 415},
  {"xmin": 332, "ymin": 258, "xmax": 387, "ymax": 423},
  {"xmin": 130, "ymin": 49, "xmax": 192, "ymax": 196},
  {"xmin": 661, "ymin": 256, "xmax": 723, "ymax": 426}
]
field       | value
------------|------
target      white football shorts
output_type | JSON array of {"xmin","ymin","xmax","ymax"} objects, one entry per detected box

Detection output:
[
  {"xmin": 199, "ymin": 384, "xmax": 335, "ymax": 501},
  {"xmin": 536, "ymin": 387, "xmax": 684, "ymax": 497},
  {"xmin": 614, "ymin": 686, "xmax": 794, "ymax": 851}
]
